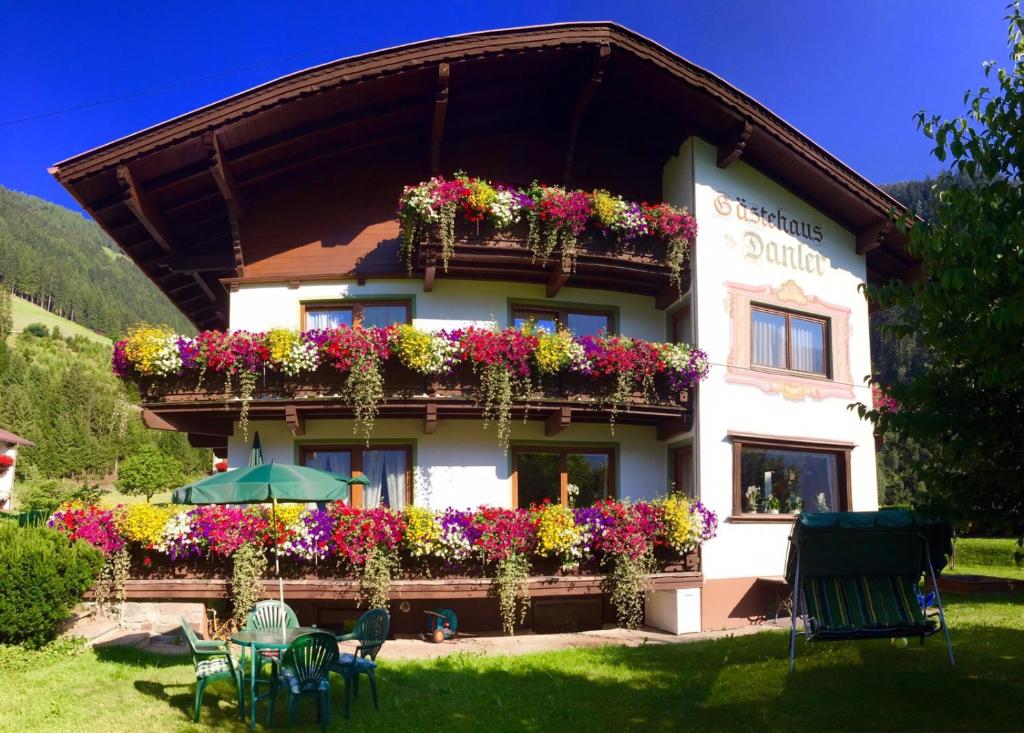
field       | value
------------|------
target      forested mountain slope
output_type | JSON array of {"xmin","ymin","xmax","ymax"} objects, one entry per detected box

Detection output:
[{"xmin": 0, "ymin": 185, "xmax": 192, "ymax": 336}]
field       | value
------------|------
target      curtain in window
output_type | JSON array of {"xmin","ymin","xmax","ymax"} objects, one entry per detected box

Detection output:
[
  {"xmin": 791, "ymin": 318, "xmax": 824, "ymax": 373},
  {"xmin": 752, "ymin": 311, "xmax": 786, "ymax": 368},
  {"xmin": 382, "ymin": 451, "xmax": 407, "ymax": 510},
  {"xmin": 305, "ymin": 450, "xmax": 351, "ymax": 477},
  {"xmin": 362, "ymin": 305, "xmax": 408, "ymax": 329},
  {"xmin": 307, "ymin": 309, "xmax": 352, "ymax": 330},
  {"xmin": 362, "ymin": 450, "xmax": 385, "ymax": 508},
  {"xmin": 821, "ymin": 454, "xmax": 837, "ymax": 512}
]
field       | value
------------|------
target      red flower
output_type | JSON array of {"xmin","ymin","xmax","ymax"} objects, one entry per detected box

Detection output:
[{"xmin": 0, "ymin": 455, "xmax": 13, "ymax": 469}]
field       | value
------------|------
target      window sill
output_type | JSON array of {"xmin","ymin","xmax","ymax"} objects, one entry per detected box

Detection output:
[
  {"xmin": 729, "ymin": 514, "xmax": 798, "ymax": 523},
  {"xmin": 749, "ymin": 365, "xmax": 831, "ymax": 381}
]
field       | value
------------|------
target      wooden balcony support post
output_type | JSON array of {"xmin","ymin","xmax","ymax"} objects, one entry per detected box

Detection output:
[
  {"xmin": 545, "ymin": 406, "xmax": 572, "ymax": 436},
  {"xmin": 284, "ymin": 405, "xmax": 305, "ymax": 436},
  {"xmin": 716, "ymin": 119, "xmax": 753, "ymax": 169},
  {"xmin": 655, "ymin": 285, "xmax": 680, "ymax": 310},
  {"xmin": 423, "ymin": 402, "xmax": 438, "ymax": 434},
  {"xmin": 563, "ymin": 43, "xmax": 610, "ymax": 185},
  {"xmin": 430, "ymin": 63, "xmax": 450, "ymax": 175}
]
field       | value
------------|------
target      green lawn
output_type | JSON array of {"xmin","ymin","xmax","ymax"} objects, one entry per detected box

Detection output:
[
  {"xmin": 2, "ymin": 594, "xmax": 1022, "ymax": 733},
  {"xmin": 949, "ymin": 537, "xmax": 1024, "ymax": 579},
  {"xmin": 10, "ymin": 295, "xmax": 111, "ymax": 345}
]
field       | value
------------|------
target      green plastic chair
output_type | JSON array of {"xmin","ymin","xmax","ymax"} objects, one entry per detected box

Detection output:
[
  {"xmin": 179, "ymin": 617, "xmax": 242, "ymax": 722},
  {"xmin": 266, "ymin": 632, "xmax": 338, "ymax": 732},
  {"xmin": 331, "ymin": 608, "xmax": 390, "ymax": 718},
  {"xmin": 245, "ymin": 600, "xmax": 300, "ymax": 666}
]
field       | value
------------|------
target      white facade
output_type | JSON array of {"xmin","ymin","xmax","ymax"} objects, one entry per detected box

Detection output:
[
  {"xmin": 224, "ymin": 135, "xmax": 878, "ymax": 630},
  {"xmin": 0, "ymin": 442, "xmax": 20, "ymax": 511}
]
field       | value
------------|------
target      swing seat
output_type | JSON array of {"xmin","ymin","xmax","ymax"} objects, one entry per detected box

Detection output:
[{"xmin": 785, "ymin": 510, "xmax": 954, "ymax": 670}]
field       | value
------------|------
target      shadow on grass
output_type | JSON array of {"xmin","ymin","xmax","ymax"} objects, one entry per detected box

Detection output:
[{"xmin": 91, "ymin": 621, "xmax": 1024, "ymax": 733}]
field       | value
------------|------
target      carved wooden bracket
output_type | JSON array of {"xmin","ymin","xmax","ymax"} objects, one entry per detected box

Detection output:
[
  {"xmin": 856, "ymin": 218, "xmax": 892, "ymax": 255},
  {"xmin": 424, "ymin": 403, "xmax": 438, "ymax": 434},
  {"xmin": 284, "ymin": 405, "xmax": 305, "ymax": 436},
  {"xmin": 716, "ymin": 119, "xmax": 753, "ymax": 169},
  {"xmin": 423, "ymin": 254, "xmax": 437, "ymax": 292},
  {"xmin": 546, "ymin": 263, "xmax": 570, "ymax": 298},
  {"xmin": 656, "ymin": 416, "xmax": 691, "ymax": 441},
  {"xmin": 545, "ymin": 406, "xmax": 572, "ymax": 436}
]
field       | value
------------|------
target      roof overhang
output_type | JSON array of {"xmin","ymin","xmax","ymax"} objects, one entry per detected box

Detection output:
[{"xmin": 50, "ymin": 23, "xmax": 915, "ymax": 329}]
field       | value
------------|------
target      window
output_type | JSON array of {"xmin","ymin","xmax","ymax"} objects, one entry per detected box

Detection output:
[
  {"xmin": 730, "ymin": 434, "xmax": 851, "ymax": 517},
  {"xmin": 750, "ymin": 305, "xmax": 829, "ymax": 376},
  {"xmin": 512, "ymin": 305, "xmax": 612, "ymax": 336},
  {"xmin": 512, "ymin": 446, "xmax": 614, "ymax": 508},
  {"xmin": 302, "ymin": 300, "xmax": 411, "ymax": 330},
  {"xmin": 301, "ymin": 444, "xmax": 412, "ymax": 509},
  {"xmin": 670, "ymin": 304, "xmax": 692, "ymax": 344}
]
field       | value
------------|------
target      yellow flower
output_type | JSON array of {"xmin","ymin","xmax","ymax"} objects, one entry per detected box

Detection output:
[
  {"xmin": 535, "ymin": 503, "xmax": 581, "ymax": 560},
  {"xmin": 466, "ymin": 179, "xmax": 497, "ymax": 214},
  {"xmin": 591, "ymin": 189, "xmax": 623, "ymax": 227},
  {"xmin": 122, "ymin": 323, "xmax": 175, "ymax": 376},
  {"xmin": 404, "ymin": 506, "xmax": 440, "ymax": 556},
  {"xmin": 659, "ymin": 494, "xmax": 699, "ymax": 553},
  {"xmin": 117, "ymin": 503, "xmax": 174, "ymax": 547},
  {"xmin": 267, "ymin": 329, "xmax": 300, "ymax": 366},
  {"xmin": 534, "ymin": 330, "xmax": 573, "ymax": 374}
]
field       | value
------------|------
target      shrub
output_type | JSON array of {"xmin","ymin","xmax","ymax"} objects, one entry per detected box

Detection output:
[
  {"xmin": 116, "ymin": 445, "xmax": 184, "ymax": 503},
  {"xmin": 0, "ymin": 523, "xmax": 103, "ymax": 647},
  {"xmin": 22, "ymin": 323, "xmax": 49, "ymax": 338}
]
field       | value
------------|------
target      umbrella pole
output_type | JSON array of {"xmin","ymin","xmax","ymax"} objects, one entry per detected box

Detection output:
[{"xmin": 272, "ymin": 498, "xmax": 285, "ymax": 641}]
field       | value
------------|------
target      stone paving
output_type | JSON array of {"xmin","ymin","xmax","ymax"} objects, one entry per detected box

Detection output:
[{"xmin": 87, "ymin": 620, "xmax": 790, "ymax": 660}]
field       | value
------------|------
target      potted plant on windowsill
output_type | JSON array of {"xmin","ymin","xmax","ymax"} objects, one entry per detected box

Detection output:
[
  {"xmin": 787, "ymin": 494, "xmax": 803, "ymax": 514},
  {"xmin": 745, "ymin": 485, "xmax": 761, "ymax": 513},
  {"xmin": 764, "ymin": 495, "xmax": 782, "ymax": 515}
]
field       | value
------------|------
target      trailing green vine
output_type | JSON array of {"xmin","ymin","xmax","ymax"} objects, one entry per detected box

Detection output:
[
  {"xmin": 342, "ymin": 352, "xmax": 385, "ymax": 445},
  {"xmin": 93, "ymin": 548, "xmax": 130, "ymax": 621},
  {"xmin": 606, "ymin": 551, "xmax": 655, "ymax": 629},
  {"xmin": 493, "ymin": 553, "xmax": 531, "ymax": 635},
  {"xmin": 360, "ymin": 546, "xmax": 400, "ymax": 609},
  {"xmin": 237, "ymin": 369, "xmax": 257, "ymax": 443},
  {"xmin": 231, "ymin": 542, "xmax": 267, "ymax": 628}
]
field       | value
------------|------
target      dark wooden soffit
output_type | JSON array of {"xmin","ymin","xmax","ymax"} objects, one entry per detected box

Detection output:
[{"xmin": 52, "ymin": 23, "xmax": 907, "ymax": 223}]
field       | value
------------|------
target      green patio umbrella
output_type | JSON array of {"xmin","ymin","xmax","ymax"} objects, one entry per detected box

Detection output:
[
  {"xmin": 172, "ymin": 462, "xmax": 370, "ymax": 636},
  {"xmin": 248, "ymin": 431, "xmax": 263, "ymax": 467},
  {"xmin": 172, "ymin": 462, "xmax": 370, "ymax": 572}
]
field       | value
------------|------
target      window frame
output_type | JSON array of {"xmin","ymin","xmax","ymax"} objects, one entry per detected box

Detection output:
[
  {"xmin": 671, "ymin": 443, "xmax": 694, "ymax": 497},
  {"xmin": 511, "ymin": 445, "xmax": 616, "ymax": 508},
  {"xmin": 300, "ymin": 299, "xmax": 412, "ymax": 330},
  {"xmin": 509, "ymin": 302, "xmax": 616, "ymax": 336},
  {"xmin": 729, "ymin": 432, "xmax": 852, "ymax": 520},
  {"xmin": 299, "ymin": 443, "xmax": 413, "ymax": 508},
  {"xmin": 749, "ymin": 303, "xmax": 831, "ymax": 378}
]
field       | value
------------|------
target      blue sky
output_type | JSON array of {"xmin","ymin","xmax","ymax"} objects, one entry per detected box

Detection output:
[{"xmin": 0, "ymin": 1, "xmax": 1008, "ymax": 213}]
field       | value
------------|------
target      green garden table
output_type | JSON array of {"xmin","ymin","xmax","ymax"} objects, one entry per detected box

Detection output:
[{"xmin": 232, "ymin": 626, "xmax": 319, "ymax": 730}]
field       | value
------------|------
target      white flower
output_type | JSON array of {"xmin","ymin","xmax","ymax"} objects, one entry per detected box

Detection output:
[
  {"xmin": 151, "ymin": 336, "xmax": 182, "ymax": 377},
  {"xmin": 488, "ymin": 189, "xmax": 521, "ymax": 229},
  {"xmin": 281, "ymin": 340, "xmax": 319, "ymax": 376}
]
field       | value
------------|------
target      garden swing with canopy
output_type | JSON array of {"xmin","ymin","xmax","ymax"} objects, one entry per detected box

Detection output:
[{"xmin": 785, "ymin": 510, "xmax": 955, "ymax": 671}]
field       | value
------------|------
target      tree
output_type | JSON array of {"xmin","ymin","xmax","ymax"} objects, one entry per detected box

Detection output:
[
  {"xmin": 116, "ymin": 444, "xmax": 184, "ymax": 503},
  {"xmin": 862, "ymin": 4, "xmax": 1024, "ymax": 540},
  {"xmin": 0, "ymin": 284, "xmax": 12, "ymax": 340}
]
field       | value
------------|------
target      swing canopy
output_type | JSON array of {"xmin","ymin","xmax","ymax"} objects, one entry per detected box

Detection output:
[{"xmin": 785, "ymin": 510, "xmax": 953, "ymax": 586}]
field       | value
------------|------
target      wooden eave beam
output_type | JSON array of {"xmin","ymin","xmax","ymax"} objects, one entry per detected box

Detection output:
[
  {"xmin": 203, "ymin": 132, "xmax": 245, "ymax": 221},
  {"xmin": 563, "ymin": 43, "xmax": 611, "ymax": 185},
  {"xmin": 169, "ymin": 251, "xmax": 234, "ymax": 272},
  {"xmin": 716, "ymin": 119, "xmax": 753, "ymax": 169},
  {"xmin": 545, "ymin": 406, "xmax": 572, "ymax": 436},
  {"xmin": 116, "ymin": 165, "xmax": 173, "ymax": 253},
  {"xmin": 204, "ymin": 132, "xmax": 247, "ymax": 278},
  {"xmin": 430, "ymin": 63, "xmax": 450, "ymax": 175},
  {"xmin": 655, "ymin": 285, "xmax": 680, "ymax": 310},
  {"xmin": 142, "ymin": 408, "xmax": 233, "ymax": 436},
  {"xmin": 423, "ymin": 254, "xmax": 437, "ymax": 292},
  {"xmin": 424, "ymin": 403, "xmax": 438, "ymax": 434},
  {"xmin": 856, "ymin": 219, "xmax": 892, "ymax": 255},
  {"xmin": 284, "ymin": 405, "xmax": 305, "ymax": 436},
  {"xmin": 187, "ymin": 433, "xmax": 228, "ymax": 450}
]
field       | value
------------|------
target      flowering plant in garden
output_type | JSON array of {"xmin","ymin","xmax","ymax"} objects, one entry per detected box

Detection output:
[
  {"xmin": 0, "ymin": 454, "xmax": 12, "ymax": 470},
  {"xmin": 116, "ymin": 503, "xmax": 174, "ymax": 548},
  {"xmin": 48, "ymin": 503, "xmax": 125, "ymax": 555},
  {"xmin": 114, "ymin": 323, "xmax": 708, "ymax": 450},
  {"xmin": 280, "ymin": 507, "xmax": 335, "ymax": 562},
  {"xmin": 398, "ymin": 173, "xmax": 697, "ymax": 288},
  {"xmin": 658, "ymin": 494, "xmax": 718, "ymax": 553},
  {"xmin": 436, "ymin": 508, "xmax": 480, "ymax": 563},
  {"xmin": 403, "ymin": 506, "xmax": 442, "ymax": 557},
  {"xmin": 533, "ymin": 501, "xmax": 583, "ymax": 568},
  {"xmin": 329, "ymin": 504, "xmax": 405, "ymax": 566},
  {"xmin": 871, "ymin": 383, "xmax": 900, "ymax": 413}
]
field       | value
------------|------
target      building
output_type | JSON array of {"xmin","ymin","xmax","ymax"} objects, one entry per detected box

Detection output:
[
  {"xmin": 51, "ymin": 24, "xmax": 913, "ymax": 632},
  {"xmin": 0, "ymin": 427, "xmax": 34, "ymax": 511}
]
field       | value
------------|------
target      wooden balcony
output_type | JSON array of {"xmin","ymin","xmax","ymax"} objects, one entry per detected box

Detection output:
[
  {"xmin": 413, "ymin": 222, "xmax": 690, "ymax": 307},
  {"xmin": 139, "ymin": 365, "xmax": 694, "ymax": 445}
]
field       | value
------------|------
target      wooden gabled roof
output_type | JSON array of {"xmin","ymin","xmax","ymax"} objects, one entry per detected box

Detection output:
[{"xmin": 51, "ymin": 23, "xmax": 913, "ymax": 329}]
